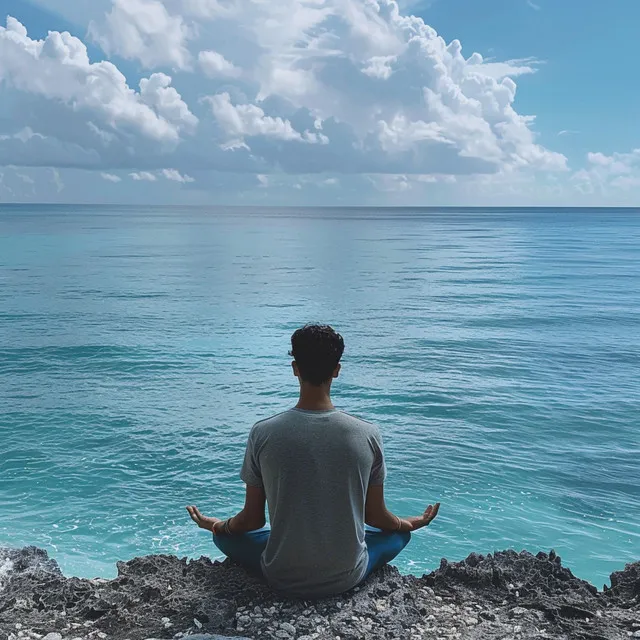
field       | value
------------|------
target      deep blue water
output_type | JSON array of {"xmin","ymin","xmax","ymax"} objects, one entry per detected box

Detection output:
[{"xmin": 0, "ymin": 205, "xmax": 638, "ymax": 587}]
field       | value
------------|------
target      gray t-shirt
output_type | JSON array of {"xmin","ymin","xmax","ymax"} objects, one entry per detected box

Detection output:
[{"xmin": 240, "ymin": 408, "xmax": 386, "ymax": 598}]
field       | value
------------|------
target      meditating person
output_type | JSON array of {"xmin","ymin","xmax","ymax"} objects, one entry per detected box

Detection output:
[{"xmin": 187, "ymin": 324, "xmax": 440, "ymax": 598}]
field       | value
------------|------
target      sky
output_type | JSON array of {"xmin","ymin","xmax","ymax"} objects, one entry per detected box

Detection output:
[{"xmin": 0, "ymin": 0, "xmax": 638, "ymax": 206}]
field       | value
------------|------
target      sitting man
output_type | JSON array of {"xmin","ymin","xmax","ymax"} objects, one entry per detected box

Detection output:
[{"xmin": 187, "ymin": 324, "xmax": 440, "ymax": 598}]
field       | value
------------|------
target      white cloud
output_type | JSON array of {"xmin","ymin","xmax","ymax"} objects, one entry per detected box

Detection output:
[
  {"xmin": 51, "ymin": 168, "xmax": 64, "ymax": 192},
  {"xmin": 467, "ymin": 56, "xmax": 541, "ymax": 80},
  {"xmin": 362, "ymin": 56, "xmax": 396, "ymax": 80},
  {"xmin": 204, "ymin": 92, "xmax": 324, "ymax": 145},
  {"xmin": 574, "ymin": 149, "xmax": 640, "ymax": 195},
  {"xmin": 89, "ymin": 0, "xmax": 191, "ymax": 70},
  {"xmin": 179, "ymin": 0, "xmax": 236, "ymax": 19},
  {"xmin": 0, "ymin": 127, "xmax": 46, "ymax": 143},
  {"xmin": 198, "ymin": 50, "xmax": 240, "ymax": 78},
  {"xmin": 18, "ymin": 172, "xmax": 35, "ymax": 184},
  {"xmin": 162, "ymin": 168, "xmax": 194, "ymax": 182},
  {"xmin": 130, "ymin": 171, "xmax": 158, "ymax": 181},
  {"xmin": 101, "ymin": 172, "xmax": 122, "ymax": 182},
  {"xmin": 368, "ymin": 174, "xmax": 411, "ymax": 192},
  {"xmin": 0, "ymin": 0, "xmax": 598, "ymax": 199},
  {"xmin": 0, "ymin": 17, "xmax": 197, "ymax": 145},
  {"xmin": 139, "ymin": 73, "xmax": 198, "ymax": 135}
]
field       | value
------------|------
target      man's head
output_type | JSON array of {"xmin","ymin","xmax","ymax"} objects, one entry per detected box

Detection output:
[{"xmin": 289, "ymin": 324, "xmax": 344, "ymax": 387}]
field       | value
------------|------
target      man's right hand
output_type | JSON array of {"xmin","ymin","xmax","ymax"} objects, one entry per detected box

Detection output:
[{"xmin": 406, "ymin": 502, "xmax": 440, "ymax": 531}]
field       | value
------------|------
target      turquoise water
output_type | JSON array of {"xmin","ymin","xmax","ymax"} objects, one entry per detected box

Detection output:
[{"xmin": 1, "ymin": 205, "xmax": 639, "ymax": 589}]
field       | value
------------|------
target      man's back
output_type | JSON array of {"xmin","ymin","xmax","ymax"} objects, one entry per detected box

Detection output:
[{"xmin": 241, "ymin": 408, "xmax": 386, "ymax": 598}]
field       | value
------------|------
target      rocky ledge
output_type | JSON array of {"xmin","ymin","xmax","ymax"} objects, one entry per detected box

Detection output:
[{"xmin": 0, "ymin": 547, "xmax": 638, "ymax": 640}]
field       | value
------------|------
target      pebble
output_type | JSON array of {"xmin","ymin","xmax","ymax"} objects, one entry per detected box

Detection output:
[
  {"xmin": 42, "ymin": 635, "xmax": 62, "ymax": 640},
  {"xmin": 633, "ymin": 632, "xmax": 640, "ymax": 638},
  {"xmin": 280, "ymin": 622, "xmax": 297, "ymax": 635}
]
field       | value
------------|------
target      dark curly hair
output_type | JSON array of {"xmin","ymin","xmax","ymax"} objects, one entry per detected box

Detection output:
[{"xmin": 289, "ymin": 324, "xmax": 345, "ymax": 386}]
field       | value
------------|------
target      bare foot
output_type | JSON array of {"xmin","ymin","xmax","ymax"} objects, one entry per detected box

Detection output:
[{"xmin": 186, "ymin": 505, "xmax": 221, "ymax": 532}]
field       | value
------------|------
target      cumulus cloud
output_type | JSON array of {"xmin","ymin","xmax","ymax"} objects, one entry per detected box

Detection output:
[
  {"xmin": 198, "ymin": 50, "xmax": 240, "ymax": 78},
  {"xmin": 89, "ymin": 0, "xmax": 191, "ymax": 70},
  {"xmin": 204, "ymin": 92, "xmax": 328, "ymax": 146},
  {"xmin": 573, "ymin": 149, "xmax": 640, "ymax": 194},
  {"xmin": 196, "ymin": 0, "xmax": 565, "ymax": 175},
  {"xmin": 129, "ymin": 168, "xmax": 195, "ymax": 182},
  {"xmin": 0, "ymin": 17, "xmax": 197, "ymax": 145},
  {"xmin": 101, "ymin": 172, "xmax": 122, "ymax": 182},
  {"xmin": 130, "ymin": 171, "xmax": 158, "ymax": 181},
  {"xmin": 0, "ymin": 0, "xmax": 577, "ymax": 192},
  {"xmin": 162, "ymin": 168, "xmax": 195, "ymax": 182}
]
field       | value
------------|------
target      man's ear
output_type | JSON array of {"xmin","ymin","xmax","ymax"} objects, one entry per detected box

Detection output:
[
  {"xmin": 292, "ymin": 361, "xmax": 299, "ymax": 377},
  {"xmin": 333, "ymin": 363, "xmax": 341, "ymax": 378}
]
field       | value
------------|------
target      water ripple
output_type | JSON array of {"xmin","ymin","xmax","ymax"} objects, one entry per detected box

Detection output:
[{"xmin": 0, "ymin": 205, "xmax": 639, "ymax": 585}]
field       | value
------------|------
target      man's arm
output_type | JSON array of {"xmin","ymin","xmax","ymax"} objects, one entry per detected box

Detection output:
[
  {"xmin": 365, "ymin": 484, "xmax": 440, "ymax": 533},
  {"xmin": 186, "ymin": 485, "xmax": 266, "ymax": 536},
  {"xmin": 215, "ymin": 484, "xmax": 266, "ymax": 535}
]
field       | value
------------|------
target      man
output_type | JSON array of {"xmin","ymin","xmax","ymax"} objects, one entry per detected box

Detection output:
[{"xmin": 187, "ymin": 324, "xmax": 440, "ymax": 599}]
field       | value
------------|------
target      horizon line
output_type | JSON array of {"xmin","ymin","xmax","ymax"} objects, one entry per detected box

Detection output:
[{"xmin": 1, "ymin": 203, "xmax": 640, "ymax": 211}]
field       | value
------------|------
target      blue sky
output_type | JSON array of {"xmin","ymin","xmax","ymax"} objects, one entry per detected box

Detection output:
[{"xmin": 0, "ymin": 0, "xmax": 638, "ymax": 205}]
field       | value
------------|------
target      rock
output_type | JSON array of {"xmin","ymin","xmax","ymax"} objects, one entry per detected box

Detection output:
[
  {"xmin": 279, "ymin": 622, "xmax": 297, "ymax": 635},
  {"xmin": 0, "ymin": 546, "xmax": 637, "ymax": 640},
  {"xmin": 606, "ymin": 561, "xmax": 640, "ymax": 607}
]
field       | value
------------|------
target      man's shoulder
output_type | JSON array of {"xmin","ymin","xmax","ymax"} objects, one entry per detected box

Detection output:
[
  {"xmin": 251, "ymin": 409, "xmax": 293, "ymax": 433},
  {"xmin": 336, "ymin": 411, "xmax": 381, "ymax": 435}
]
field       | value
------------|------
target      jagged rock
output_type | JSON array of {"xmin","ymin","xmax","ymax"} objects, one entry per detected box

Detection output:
[
  {"xmin": 0, "ymin": 546, "xmax": 637, "ymax": 640},
  {"xmin": 605, "ymin": 561, "xmax": 640, "ymax": 608}
]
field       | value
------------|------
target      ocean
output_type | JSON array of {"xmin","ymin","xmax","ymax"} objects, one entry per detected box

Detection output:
[{"xmin": 0, "ymin": 205, "xmax": 638, "ymax": 588}]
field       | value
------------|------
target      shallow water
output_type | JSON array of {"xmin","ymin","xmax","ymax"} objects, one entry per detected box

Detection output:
[{"xmin": 1, "ymin": 205, "xmax": 638, "ymax": 587}]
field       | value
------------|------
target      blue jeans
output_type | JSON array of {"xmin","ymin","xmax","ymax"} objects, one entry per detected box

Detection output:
[{"xmin": 213, "ymin": 526, "xmax": 411, "ymax": 585}]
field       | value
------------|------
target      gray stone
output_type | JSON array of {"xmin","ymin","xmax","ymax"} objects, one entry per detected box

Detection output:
[
  {"xmin": 279, "ymin": 622, "xmax": 297, "ymax": 635},
  {"xmin": 0, "ymin": 546, "xmax": 638, "ymax": 640}
]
